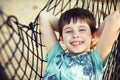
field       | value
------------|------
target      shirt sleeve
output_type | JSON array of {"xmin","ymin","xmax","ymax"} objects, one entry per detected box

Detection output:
[
  {"xmin": 45, "ymin": 41, "xmax": 64, "ymax": 64},
  {"xmin": 92, "ymin": 48, "xmax": 109, "ymax": 71}
]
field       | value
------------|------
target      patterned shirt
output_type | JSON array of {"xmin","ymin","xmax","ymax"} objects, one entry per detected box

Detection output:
[{"xmin": 43, "ymin": 41, "xmax": 108, "ymax": 80}]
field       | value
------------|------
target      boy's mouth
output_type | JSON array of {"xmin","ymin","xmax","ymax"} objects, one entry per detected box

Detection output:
[{"xmin": 71, "ymin": 41, "xmax": 84, "ymax": 46}]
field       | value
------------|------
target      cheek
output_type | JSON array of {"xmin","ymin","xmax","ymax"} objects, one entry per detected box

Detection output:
[
  {"xmin": 84, "ymin": 34, "xmax": 92, "ymax": 43},
  {"xmin": 62, "ymin": 35, "xmax": 71, "ymax": 43}
]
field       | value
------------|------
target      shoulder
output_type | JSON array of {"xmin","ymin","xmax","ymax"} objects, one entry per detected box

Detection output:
[{"xmin": 46, "ymin": 41, "xmax": 64, "ymax": 62}]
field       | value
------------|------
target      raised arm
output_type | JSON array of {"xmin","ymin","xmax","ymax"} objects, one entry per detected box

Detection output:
[
  {"xmin": 96, "ymin": 11, "xmax": 120, "ymax": 65},
  {"xmin": 39, "ymin": 11, "xmax": 59, "ymax": 52}
]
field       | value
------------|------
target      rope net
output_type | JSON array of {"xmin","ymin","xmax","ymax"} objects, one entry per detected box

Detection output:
[{"xmin": 0, "ymin": 0, "xmax": 120, "ymax": 80}]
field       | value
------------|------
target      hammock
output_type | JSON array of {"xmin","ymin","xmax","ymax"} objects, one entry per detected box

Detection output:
[{"xmin": 0, "ymin": 0, "xmax": 120, "ymax": 80}]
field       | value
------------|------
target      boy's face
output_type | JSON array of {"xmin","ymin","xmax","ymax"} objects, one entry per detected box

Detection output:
[{"xmin": 60, "ymin": 19, "xmax": 94, "ymax": 55}]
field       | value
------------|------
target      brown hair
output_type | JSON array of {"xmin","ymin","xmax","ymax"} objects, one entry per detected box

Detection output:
[{"xmin": 58, "ymin": 8, "xmax": 96, "ymax": 37}]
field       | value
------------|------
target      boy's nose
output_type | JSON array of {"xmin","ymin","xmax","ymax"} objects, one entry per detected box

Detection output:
[{"xmin": 73, "ymin": 34, "xmax": 80, "ymax": 38}]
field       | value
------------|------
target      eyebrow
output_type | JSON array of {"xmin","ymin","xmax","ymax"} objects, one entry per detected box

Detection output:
[
  {"xmin": 63, "ymin": 25, "xmax": 87, "ymax": 30},
  {"xmin": 63, "ymin": 27, "xmax": 72, "ymax": 31},
  {"xmin": 79, "ymin": 25, "xmax": 86, "ymax": 28}
]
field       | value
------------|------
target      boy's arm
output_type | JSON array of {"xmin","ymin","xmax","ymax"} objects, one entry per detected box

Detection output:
[
  {"xmin": 39, "ymin": 11, "xmax": 59, "ymax": 52},
  {"xmin": 96, "ymin": 11, "xmax": 120, "ymax": 65}
]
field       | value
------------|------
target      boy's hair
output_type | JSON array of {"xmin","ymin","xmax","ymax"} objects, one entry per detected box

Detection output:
[{"xmin": 58, "ymin": 8, "xmax": 96, "ymax": 37}]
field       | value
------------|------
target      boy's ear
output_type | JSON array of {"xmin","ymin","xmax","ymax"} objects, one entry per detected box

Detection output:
[
  {"xmin": 59, "ymin": 36, "xmax": 64, "ymax": 44},
  {"xmin": 90, "ymin": 32, "xmax": 98, "ymax": 49}
]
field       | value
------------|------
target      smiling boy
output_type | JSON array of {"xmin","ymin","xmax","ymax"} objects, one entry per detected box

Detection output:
[{"xmin": 39, "ymin": 8, "xmax": 120, "ymax": 80}]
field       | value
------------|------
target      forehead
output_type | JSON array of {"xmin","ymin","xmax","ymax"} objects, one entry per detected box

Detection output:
[
  {"xmin": 63, "ymin": 18, "xmax": 90, "ymax": 28},
  {"xmin": 63, "ymin": 17, "xmax": 89, "ymax": 25}
]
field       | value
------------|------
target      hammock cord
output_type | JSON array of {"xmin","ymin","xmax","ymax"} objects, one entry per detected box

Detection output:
[{"xmin": 0, "ymin": 0, "xmax": 119, "ymax": 80}]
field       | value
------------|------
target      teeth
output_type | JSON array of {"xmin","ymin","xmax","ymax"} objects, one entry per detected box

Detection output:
[
  {"xmin": 72, "ymin": 42, "xmax": 79, "ymax": 45},
  {"xmin": 71, "ymin": 41, "xmax": 83, "ymax": 46}
]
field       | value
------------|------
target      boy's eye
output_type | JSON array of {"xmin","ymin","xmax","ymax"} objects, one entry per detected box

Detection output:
[
  {"xmin": 79, "ymin": 29, "xmax": 86, "ymax": 31},
  {"xmin": 65, "ymin": 30, "xmax": 73, "ymax": 33}
]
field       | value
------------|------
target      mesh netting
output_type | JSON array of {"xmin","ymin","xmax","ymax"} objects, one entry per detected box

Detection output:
[{"xmin": 0, "ymin": 0, "xmax": 120, "ymax": 80}]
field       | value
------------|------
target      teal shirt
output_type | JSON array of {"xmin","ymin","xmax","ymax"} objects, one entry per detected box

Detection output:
[{"xmin": 43, "ymin": 41, "xmax": 108, "ymax": 80}]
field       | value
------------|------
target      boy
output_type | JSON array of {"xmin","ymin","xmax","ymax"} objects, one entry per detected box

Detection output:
[{"xmin": 39, "ymin": 8, "xmax": 120, "ymax": 80}]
